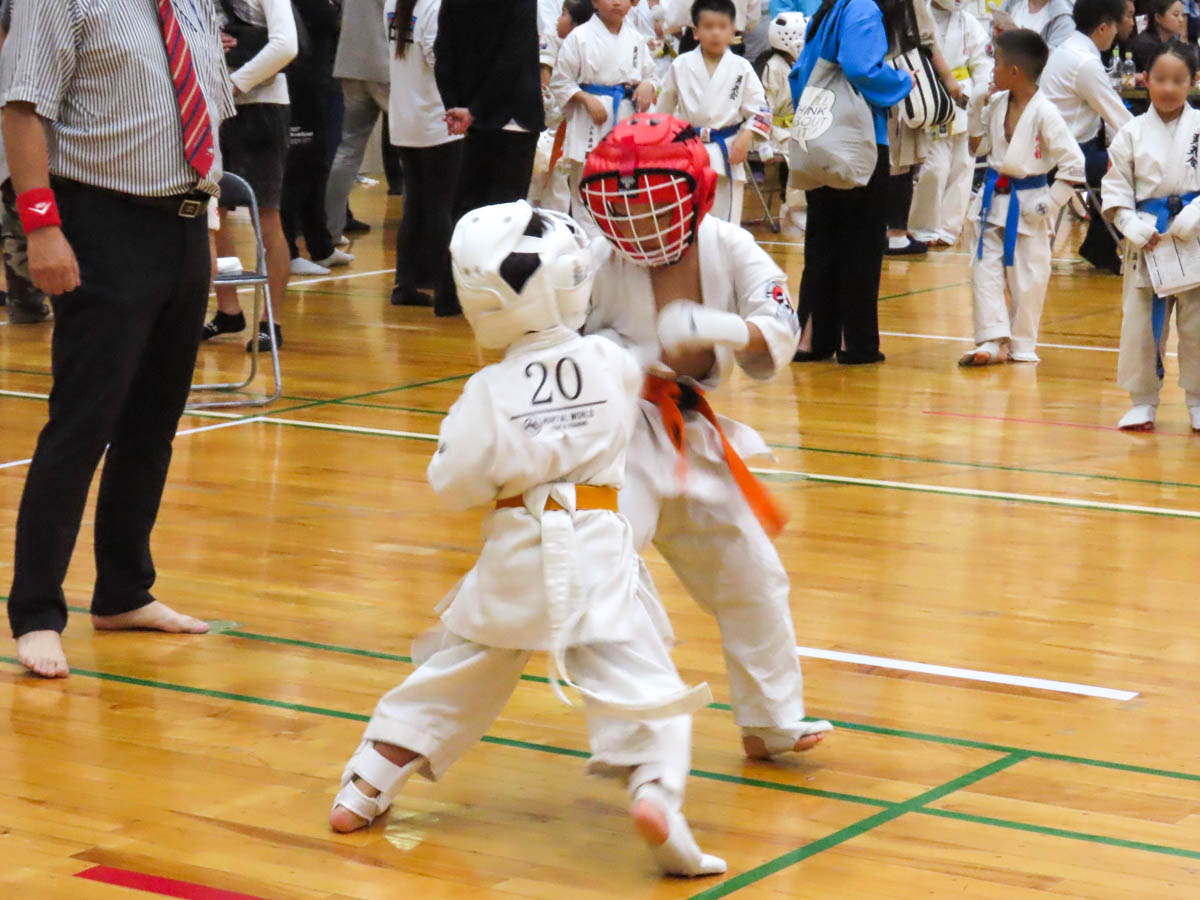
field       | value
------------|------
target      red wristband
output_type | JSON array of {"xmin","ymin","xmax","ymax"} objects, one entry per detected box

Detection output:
[{"xmin": 16, "ymin": 186, "xmax": 62, "ymax": 234}]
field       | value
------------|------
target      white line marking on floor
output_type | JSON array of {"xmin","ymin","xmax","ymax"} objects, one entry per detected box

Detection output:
[
  {"xmin": 0, "ymin": 416, "xmax": 262, "ymax": 472},
  {"xmin": 878, "ymin": 329, "xmax": 1148, "ymax": 355},
  {"xmin": 752, "ymin": 467, "xmax": 1200, "ymax": 519},
  {"xmin": 168, "ymin": 415, "xmax": 1200, "ymax": 520},
  {"xmin": 0, "ymin": 388, "xmax": 48, "ymax": 400},
  {"xmin": 265, "ymin": 417, "xmax": 437, "ymax": 441},
  {"xmin": 795, "ymin": 645, "xmax": 1138, "ymax": 700}
]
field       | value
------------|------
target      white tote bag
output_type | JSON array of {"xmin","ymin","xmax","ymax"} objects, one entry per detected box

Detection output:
[{"xmin": 788, "ymin": 2, "xmax": 877, "ymax": 190}]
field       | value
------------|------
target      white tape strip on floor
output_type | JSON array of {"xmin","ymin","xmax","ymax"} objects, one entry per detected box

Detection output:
[
  {"xmin": 751, "ymin": 466, "xmax": 1200, "ymax": 520},
  {"xmin": 796, "ymin": 645, "xmax": 1138, "ymax": 700}
]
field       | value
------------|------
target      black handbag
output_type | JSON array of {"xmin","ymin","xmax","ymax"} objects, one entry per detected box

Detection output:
[{"xmin": 218, "ymin": 0, "xmax": 312, "ymax": 72}]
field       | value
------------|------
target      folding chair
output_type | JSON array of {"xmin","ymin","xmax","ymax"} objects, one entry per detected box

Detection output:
[
  {"xmin": 1054, "ymin": 182, "xmax": 1120, "ymax": 247},
  {"xmin": 742, "ymin": 152, "xmax": 782, "ymax": 233},
  {"xmin": 189, "ymin": 172, "xmax": 282, "ymax": 409}
]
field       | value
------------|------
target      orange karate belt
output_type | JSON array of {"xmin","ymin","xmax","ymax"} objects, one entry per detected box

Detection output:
[
  {"xmin": 496, "ymin": 484, "xmax": 619, "ymax": 513},
  {"xmin": 641, "ymin": 374, "xmax": 787, "ymax": 538}
]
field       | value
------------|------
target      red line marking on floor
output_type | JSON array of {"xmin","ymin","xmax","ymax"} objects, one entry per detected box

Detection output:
[
  {"xmin": 923, "ymin": 409, "xmax": 1192, "ymax": 436},
  {"xmin": 75, "ymin": 865, "xmax": 267, "ymax": 900}
]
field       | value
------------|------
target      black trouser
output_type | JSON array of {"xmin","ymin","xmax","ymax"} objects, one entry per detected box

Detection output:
[
  {"xmin": 886, "ymin": 168, "xmax": 914, "ymax": 232},
  {"xmin": 1077, "ymin": 135, "xmax": 1120, "ymax": 268},
  {"xmin": 798, "ymin": 144, "xmax": 890, "ymax": 362},
  {"xmin": 436, "ymin": 128, "xmax": 539, "ymax": 313},
  {"xmin": 282, "ymin": 125, "xmax": 336, "ymax": 261},
  {"xmin": 394, "ymin": 141, "xmax": 465, "ymax": 296},
  {"xmin": 6, "ymin": 179, "xmax": 210, "ymax": 638},
  {"xmin": 380, "ymin": 115, "xmax": 405, "ymax": 193}
]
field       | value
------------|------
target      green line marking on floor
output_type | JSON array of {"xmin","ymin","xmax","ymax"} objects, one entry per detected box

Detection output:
[
  {"xmin": 685, "ymin": 753, "xmax": 1028, "ymax": 899},
  {"xmin": 21, "ymin": 603, "xmax": 1197, "ymax": 785},
  {"xmin": 916, "ymin": 807, "xmax": 1200, "ymax": 861},
  {"xmin": 4, "ymin": 656, "xmax": 1196, "ymax": 878}
]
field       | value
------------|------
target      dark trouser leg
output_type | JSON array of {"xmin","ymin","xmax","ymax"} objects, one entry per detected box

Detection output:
[
  {"xmin": 799, "ymin": 185, "xmax": 840, "ymax": 359},
  {"xmin": 838, "ymin": 146, "xmax": 890, "ymax": 361},
  {"xmin": 381, "ymin": 115, "xmax": 404, "ymax": 194},
  {"xmin": 482, "ymin": 130, "xmax": 539, "ymax": 205},
  {"xmin": 886, "ymin": 168, "xmax": 914, "ymax": 233},
  {"xmin": 435, "ymin": 131, "xmax": 492, "ymax": 314},
  {"xmin": 92, "ymin": 212, "xmax": 210, "ymax": 615},
  {"xmin": 7, "ymin": 184, "xmax": 200, "ymax": 637},
  {"xmin": 396, "ymin": 142, "xmax": 463, "ymax": 299},
  {"xmin": 1078, "ymin": 137, "xmax": 1119, "ymax": 269}
]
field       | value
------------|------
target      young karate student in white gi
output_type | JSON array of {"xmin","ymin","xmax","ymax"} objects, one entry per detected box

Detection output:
[
  {"xmin": 549, "ymin": 0, "xmax": 659, "ymax": 228},
  {"xmin": 760, "ymin": 11, "xmax": 808, "ymax": 232},
  {"xmin": 328, "ymin": 201, "xmax": 724, "ymax": 878},
  {"xmin": 910, "ymin": 0, "xmax": 994, "ymax": 247},
  {"xmin": 530, "ymin": 0, "xmax": 596, "ymax": 212},
  {"xmin": 1102, "ymin": 42, "xmax": 1200, "ymax": 432},
  {"xmin": 579, "ymin": 114, "xmax": 833, "ymax": 761},
  {"xmin": 960, "ymin": 28, "xmax": 1085, "ymax": 366},
  {"xmin": 655, "ymin": 0, "xmax": 772, "ymax": 223}
]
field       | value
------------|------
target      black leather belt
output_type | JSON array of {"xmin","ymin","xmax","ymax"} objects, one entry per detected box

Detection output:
[{"xmin": 52, "ymin": 179, "xmax": 212, "ymax": 218}]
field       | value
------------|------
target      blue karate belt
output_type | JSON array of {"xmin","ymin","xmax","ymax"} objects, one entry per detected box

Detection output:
[
  {"xmin": 580, "ymin": 83, "xmax": 635, "ymax": 124},
  {"xmin": 1136, "ymin": 193, "xmax": 1200, "ymax": 379},
  {"xmin": 975, "ymin": 168, "xmax": 1050, "ymax": 267},
  {"xmin": 698, "ymin": 124, "xmax": 742, "ymax": 178}
]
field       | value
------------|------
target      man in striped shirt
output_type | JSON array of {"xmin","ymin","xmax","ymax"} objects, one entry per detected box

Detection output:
[{"xmin": 0, "ymin": 0, "xmax": 236, "ymax": 677}]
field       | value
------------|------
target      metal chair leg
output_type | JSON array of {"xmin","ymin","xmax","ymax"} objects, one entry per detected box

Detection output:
[{"xmin": 744, "ymin": 162, "xmax": 780, "ymax": 233}]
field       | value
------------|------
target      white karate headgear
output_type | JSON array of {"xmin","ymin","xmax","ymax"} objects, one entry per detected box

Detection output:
[
  {"xmin": 768, "ymin": 13, "xmax": 808, "ymax": 60},
  {"xmin": 451, "ymin": 201, "xmax": 601, "ymax": 350},
  {"xmin": 931, "ymin": 0, "xmax": 967, "ymax": 11}
]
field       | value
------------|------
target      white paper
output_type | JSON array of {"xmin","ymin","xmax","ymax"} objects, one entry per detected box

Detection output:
[{"xmin": 1144, "ymin": 234, "xmax": 1200, "ymax": 296}]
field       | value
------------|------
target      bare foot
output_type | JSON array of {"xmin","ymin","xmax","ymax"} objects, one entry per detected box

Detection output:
[
  {"xmin": 92, "ymin": 600, "xmax": 209, "ymax": 633},
  {"xmin": 329, "ymin": 742, "xmax": 419, "ymax": 833},
  {"xmin": 329, "ymin": 779, "xmax": 376, "ymax": 833},
  {"xmin": 15, "ymin": 630, "xmax": 69, "ymax": 678},
  {"xmin": 742, "ymin": 730, "xmax": 827, "ymax": 761},
  {"xmin": 632, "ymin": 796, "xmax": 670, "ymax": 846}
]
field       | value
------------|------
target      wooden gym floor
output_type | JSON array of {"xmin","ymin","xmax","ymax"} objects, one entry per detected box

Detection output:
[{"xmin": 1, "ymin": 184, "xmax": 1198, "ymax": 899}]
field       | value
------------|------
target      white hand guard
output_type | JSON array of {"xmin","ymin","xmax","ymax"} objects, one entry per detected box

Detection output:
[
  {"xmin": 1048, "ymin": 179, "xmax": 1076, "ymax": 212},
  {"xmin": 967, "ymin": 91, "xmax": 989, "ymax": 138},
  {"xmin": 1169, "ymin": 201, "xmax": 1200, "ymax": 239},
  {"xmin": 1116, "ymin": 211, "xmax": 1158, "ymax": 248},
  {"xmin": 656, "ymin": 300, "xmax": 750, "ymax": 355}
]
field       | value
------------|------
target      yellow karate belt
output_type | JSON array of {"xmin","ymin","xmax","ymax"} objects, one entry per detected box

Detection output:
[{"xmin": 496, "ymin": 484, "xmax": 618, "ymax": 512}]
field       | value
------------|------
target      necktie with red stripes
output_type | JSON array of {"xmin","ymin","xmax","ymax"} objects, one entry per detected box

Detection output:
[{"xmin": 155, "ymin": 0, "xmax": 215, "ymax": 179}]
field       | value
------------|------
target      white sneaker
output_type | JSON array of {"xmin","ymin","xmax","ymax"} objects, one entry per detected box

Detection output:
[
  {"xmin": 1118, "ymin": 405, "xmax": 1156, "ymax": 431},
  {"xmin": 335, "ymin": 235, "xmax": 351, "ymax": 248},
  {"xmin": 290, "ymin": 257, "xmax": 331, "ymax": 276},
  {"xmin": 316, "ymin": 249, "xmax": 354, "ymax": 268},
  {"xmin": 1189, "ymin": 406, "xmax": 1200, "ymax": 432}
]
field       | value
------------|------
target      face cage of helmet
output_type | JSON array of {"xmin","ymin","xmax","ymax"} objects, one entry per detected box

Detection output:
[
  {"xmin": 580, "ymin": 170, "xmax": 699, "ymax": 267},
  {"xmin": 452, "ymin": 209, "xmax": 598, "ymax": 351}
]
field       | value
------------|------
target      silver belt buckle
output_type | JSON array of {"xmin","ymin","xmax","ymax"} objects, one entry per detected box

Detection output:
[{"xmin": 178, "ymin": 198, "xmax": 205, "ymax": 218}]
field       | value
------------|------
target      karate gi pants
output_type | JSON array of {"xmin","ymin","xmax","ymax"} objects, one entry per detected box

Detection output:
[
  {"xmin": 970, "ymin": 222, "xmax": 1051, "ymax": 361},
  {"xmin": 362, "ymin": 627, "xmax": 692, "ymax": 799},
  {"xmin": 710, "ymin": 174, "xmax": 745, "ymax": 225},
  {"xmin": 1117, "ymin": 281, "xmax": 1200, "ymax": 407},
  {"xmin": 620, "ymin": 410, "xmax": 809, "ymax": 734},
  {"xmin": 910, "ymin": 133, "xmax": 973, "ymax": 245}
]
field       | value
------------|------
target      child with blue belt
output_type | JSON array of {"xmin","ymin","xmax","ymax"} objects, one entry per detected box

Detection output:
[{"xmin": 959, "ymin": 28, "xmax": 1084, "ymax": 366}]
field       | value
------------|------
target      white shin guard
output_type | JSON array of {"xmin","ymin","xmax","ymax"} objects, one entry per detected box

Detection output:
[{"xmin": 333, "ymin": 742, "xmax": 421, "ymax": 825}]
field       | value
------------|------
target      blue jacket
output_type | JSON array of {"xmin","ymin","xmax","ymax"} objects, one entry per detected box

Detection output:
[
  {"xmin": 770, "ymin": 0, "xmax": 821, "ymax": 15},
  {"xmin": 788, "ymin": 0, "xmax": 912, "ymax": 145}
]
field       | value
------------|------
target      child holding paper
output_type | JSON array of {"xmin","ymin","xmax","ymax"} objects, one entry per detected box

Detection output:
[{"xmin": 1102, "ymin": 42, "xmax": 1200, "ymax": 431}]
